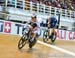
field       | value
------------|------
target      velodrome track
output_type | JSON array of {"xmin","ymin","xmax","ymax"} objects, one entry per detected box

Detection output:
[{"xmin": 0, "ymin": 34, "xmax": 75, "ymax": 58}]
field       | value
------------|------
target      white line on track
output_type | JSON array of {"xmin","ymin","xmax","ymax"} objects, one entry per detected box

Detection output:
[{"xmin": 37, "ymin": 40, "xmax": 75, "ymax": 57}]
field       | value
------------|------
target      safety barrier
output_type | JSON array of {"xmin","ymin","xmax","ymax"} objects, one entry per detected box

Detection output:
[
  {"xmin": 3, "ymin": 0, "xmax": 75, "ymax": 19},
  {"xmin": 0, "ymin": 19, "xmax": 75, "ymax": 41}
]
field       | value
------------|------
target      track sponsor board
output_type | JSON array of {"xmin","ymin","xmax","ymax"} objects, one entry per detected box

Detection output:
[
  {"xmin": 0, "ymin": 20, "xmax": 75, "ymax": 40},
  {"xmin": 56, "ymin": 29, "xmax": 75, "ymax": 40}
]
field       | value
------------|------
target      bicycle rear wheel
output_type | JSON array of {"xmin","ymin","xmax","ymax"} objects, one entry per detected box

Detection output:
[{"xmin": 29, "ymin": 38, "xmax": 37, "ymax": 48}]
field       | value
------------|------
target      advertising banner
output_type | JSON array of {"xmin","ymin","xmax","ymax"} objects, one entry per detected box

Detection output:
[{"xmin": 0, "ymin": 20, "xmax": 75, "ymax": 41}]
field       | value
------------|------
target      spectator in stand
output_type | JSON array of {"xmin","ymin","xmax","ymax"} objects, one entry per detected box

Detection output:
[
  {"xmin": 52, "ymin": 0, "xmax": 61, "ymax": 8},
  {"xmin": 50, "ymin": 0, "xmax": 56, "ymax": 3},
  {"xmin": 30, "ymin": 0, "xmax": 75, "ymax": 10},
  {"xmin": 57, "ymin": 0, "xmax": 61, "ymax": 8},
  {"xmin": 37, "ymin": 0, "xmax": 43, "ymax": 4},
  {"xmin": 61, "ymin": 0, "xmax": 68, "ymax": 9},
  {"xmin": 43, "ymin": 0, "xmax": 51, "ymax": 6},
  {"xmin": 49, "ymin": 0, "xmax": 59, "ymax": 7},
  {"xmin": 68, "ymin": 3, "xmax": 74, "ymax": 10},
  {"xmin": 30, "ymin": 0, "xmax": 37, "ymax": 3},
  {"xmin": 71, "ymin": 0, "xmax": 75, "ymax": 10},
  {"xmin": 72, "ymin": 3, "xmax": 75, "ymax": 10}
]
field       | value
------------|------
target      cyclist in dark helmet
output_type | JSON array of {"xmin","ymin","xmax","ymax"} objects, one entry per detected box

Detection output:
[
  {"xmin": 47, "ymin": 17, "xmax": 57, "ymax": 28},
  {"xmin": 46, "ymin": 16, "xmax": 57, "ymax": 37}
]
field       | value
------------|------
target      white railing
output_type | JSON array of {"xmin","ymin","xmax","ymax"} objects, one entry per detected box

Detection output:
[
  {"xmin": 2, "ymin": 0, "xmax": 75, "ymax": 19},
  {"xmin": 0, "ymin": 12, "xmax": 27, "ymax": 21}
]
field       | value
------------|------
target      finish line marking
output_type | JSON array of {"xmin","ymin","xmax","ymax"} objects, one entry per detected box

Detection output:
[{"xmin": 37, "ymin": 40, "xmax": 75, "ymax": 57}]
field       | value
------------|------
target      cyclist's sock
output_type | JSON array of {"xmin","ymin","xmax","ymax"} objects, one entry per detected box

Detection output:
[
  {"xmin": 30, "ymin": 38, "xmax": 34, "ymax": 42},
  {"xmin": 47, "ymin": 36, "xmax": 49, "ymax": 39}
]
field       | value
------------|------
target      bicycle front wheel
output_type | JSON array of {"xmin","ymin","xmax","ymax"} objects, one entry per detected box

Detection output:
[
  {"xmin": 43, "ymin": 30, "xmax": 49, "ymax": 42},
  {"xmin": 18, "ymin": 34, "xmax": 28, "ymax": 49}
]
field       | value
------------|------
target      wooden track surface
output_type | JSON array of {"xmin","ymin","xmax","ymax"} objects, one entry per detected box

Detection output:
[{"xmin": 0, "ymin": 34, "xmax": 75, "ymax": 58}]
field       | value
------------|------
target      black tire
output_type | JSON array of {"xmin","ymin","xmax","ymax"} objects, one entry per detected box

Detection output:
[
  {"xmin": 43, "ymin": 30, "xmax": 49, "ymax": 42},
  {"xmin": 18, "ymin": 34, "xmax": 28, "ymax": 49},
  {"xmin": 51, "ymin": 32, "xmax": 56, "ymax": 43},
  {"xmin": 29, "ymin": 38, "xmax": 37, "ymax": 48}
]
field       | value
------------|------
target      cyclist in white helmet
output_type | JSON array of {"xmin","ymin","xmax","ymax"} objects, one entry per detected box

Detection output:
[{"xmin": 28, "ymin": 14, "xmax": 40, "ymax": 41}]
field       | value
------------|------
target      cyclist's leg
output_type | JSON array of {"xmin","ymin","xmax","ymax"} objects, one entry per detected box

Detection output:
[
  {"xmin": 48, "ymin": 24, "xmax": 55, "ymax": 37},
  {"xmin": 47, "ymin": 23, "xmax": 51, "ymax": 36},
  {"xmin": 30, "ymin": 28, "xmax": 39, "ymax": 42},
  {"xmin": 51, "ymin": 24, "xmax": 57, "ymax": 35},
  {"xmin": 51, "ymin": 28, "xmax": 56, "ymax": 35},
  {"xmin": 32, "ymin": 31, "xmax": 37, "ymax": 38},
  {"xmin": 51, "ymin": 19, "xmax": 57, "ymax": 34},
  {"xmin": 48, "ymin": 27, "xmax": 50, "ymax": 35}
]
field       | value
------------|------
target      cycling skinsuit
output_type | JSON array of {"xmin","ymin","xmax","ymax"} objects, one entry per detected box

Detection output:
[
  {"xmin": 29, "ymin": 20, "xmax": 40, "ymax": 34},
  {"xmin": 47, "ymin": 17, "xmax": 57, "ymax": 28}
]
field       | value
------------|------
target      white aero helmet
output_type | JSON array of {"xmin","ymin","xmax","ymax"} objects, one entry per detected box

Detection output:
[{"xmin": 31, "ymin": 13, "xmax": 37, "ymax": 18}]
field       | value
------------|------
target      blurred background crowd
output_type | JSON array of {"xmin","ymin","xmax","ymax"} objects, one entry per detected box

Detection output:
[
  {"xmin": 30, "ymin": 0, "xmax": 75, "ymax": 10},
  {"xmin": 0, "ymin": 0, "xmax": 75, "ymax": 10}
]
